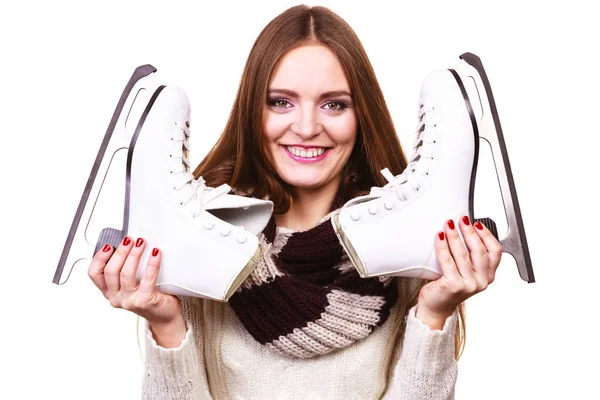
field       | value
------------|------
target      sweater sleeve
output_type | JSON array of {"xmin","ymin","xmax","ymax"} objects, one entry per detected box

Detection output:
[
  {"xmin": 141, "ymin": 297, "xmax": 213, "ymax": 400},
  {"xmin": 381, "ymin": 305, "xmax": 458, "ymax": 400}
]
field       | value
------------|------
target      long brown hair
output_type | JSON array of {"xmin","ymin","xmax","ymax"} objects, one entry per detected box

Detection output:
[{"xmin": 192, "ymin": 4, "xmax": 466, "ymax": 360}]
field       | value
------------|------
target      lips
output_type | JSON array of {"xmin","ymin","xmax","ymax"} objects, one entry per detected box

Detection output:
[
  {"xmin": 285, "ymin": 145, "xmax": 327, "ymax": 158},
  {"xmin": 281, "ymin": 145, "xmax": 330, "ymax": 163}
]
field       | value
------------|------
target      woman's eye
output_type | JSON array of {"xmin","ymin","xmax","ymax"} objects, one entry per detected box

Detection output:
[
  {"xmin": 323, "ymin": 101, "xmax": 346, "ymax": 111},
  {"xmin": 269, "ymin": 98, "xmax": 291, "ymax": 108}
]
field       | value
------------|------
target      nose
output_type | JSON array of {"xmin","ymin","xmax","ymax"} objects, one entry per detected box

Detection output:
[{"xmin": 291, "ymin": 108, "xmax": 322, "ymax": 139}]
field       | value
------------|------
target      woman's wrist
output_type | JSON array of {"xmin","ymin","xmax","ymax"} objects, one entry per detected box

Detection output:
[
  {"xmin": 414, "ymin": 305, "xmax": 454, "ymax": 331},
  {"xmin": 148, "ymin": 313, "xmax": 187, "ymax": 348}
]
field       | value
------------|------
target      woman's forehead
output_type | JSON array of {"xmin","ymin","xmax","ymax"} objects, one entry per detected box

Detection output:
[{"xmin": 269, "ymin": 44, "xmax": 350, "ymax": 95}]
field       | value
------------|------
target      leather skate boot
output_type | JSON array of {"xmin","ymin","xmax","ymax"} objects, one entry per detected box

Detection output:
[
  {"xmin": 53, "ymin": 65, "xmax": 274, "ymax": 300},
  {"xmin": 331, "ymin": 53, "xmax": 535, "ymax": 283}
]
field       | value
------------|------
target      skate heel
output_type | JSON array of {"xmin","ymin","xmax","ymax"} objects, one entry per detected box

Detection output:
[
  {"xmin": 456, "ymin": 53, "xmax": 535, "ymax": 283},
  {"xmin": 93, "ymin": 228, "xmax": 126, "ymax": 254},
  {"xmin": 53, "ymin": 65, "xmax": 160, "ymax": 285}
]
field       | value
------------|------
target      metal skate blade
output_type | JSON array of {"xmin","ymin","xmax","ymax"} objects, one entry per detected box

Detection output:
[
  {"xmin": 53, "ymin": 65, "xmax": 160, "ymax": 285},
  {"xmin": 473, "ymin": 140, "xmax": 507, "ymax": 239},
  {"xmin": 456, "ymin": 53, "xmax": 535, "ymax": 283}
]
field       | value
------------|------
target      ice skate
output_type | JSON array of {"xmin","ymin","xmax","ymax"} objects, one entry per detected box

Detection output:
[
  {"xmin": 331, "ymin": 53, "xmax": 535, "ymax": 283},
  {"xmin": 53, "ymin": 65, "xmax": 274, "ymax": 301}
]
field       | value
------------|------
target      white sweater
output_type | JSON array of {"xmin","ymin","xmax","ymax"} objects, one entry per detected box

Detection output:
[{"xmin": 141, "ymin": 281, "xmax": 458, "ymax": 399}]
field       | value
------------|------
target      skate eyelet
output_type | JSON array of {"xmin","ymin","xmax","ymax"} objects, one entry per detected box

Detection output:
[
  {"xmin": 204, "ymin": 222, "xmax": 214, "ymax": 230},
  {"xmin": 368, "ymin": 205, "xmax": 378, "ymax": 215},
  {"xmin": 350, "ymin": 212, "xmax": 360, "ymax": 221},
  {"xmin": 221, "ymin": 228, "xmax": 231, "ymax": 236},
  {"xmin": 384, "ymin": 202, "xmax": 393, "ymax": 210},
  {"xmin": 237, "ymin": 235, "xmax": 247, "ymax": 244}
]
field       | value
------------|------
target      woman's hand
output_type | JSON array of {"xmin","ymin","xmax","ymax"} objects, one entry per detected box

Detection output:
[
  {"xmin": 88, "ymin": 236, "xmax": 186, "ymax": 346},
  {"xmin": 416, "ymin": 216, "xmax": 503, "ymax": 330}
]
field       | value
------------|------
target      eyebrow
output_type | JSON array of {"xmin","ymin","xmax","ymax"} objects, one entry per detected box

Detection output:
[{"xmin": 268, "ymin": 88, "xmax": 352, "ymax": 100}]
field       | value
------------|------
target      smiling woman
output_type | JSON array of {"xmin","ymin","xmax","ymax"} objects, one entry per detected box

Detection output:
[{"xmin": 88, "ymin": 4, "xmax": 468, "ymax": 399}]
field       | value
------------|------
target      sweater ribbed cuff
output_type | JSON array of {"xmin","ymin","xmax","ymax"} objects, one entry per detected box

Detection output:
[
  {"xmin": 401, "ymin": 305, "xmax": 458, "ymax": 375},
  {"xmin": 142, "ymin": 319, "xmax": 205, "ymax": 399},
  {"xmin": 145, "ymin": 318, "xmax": 193, "ymax": 352}
]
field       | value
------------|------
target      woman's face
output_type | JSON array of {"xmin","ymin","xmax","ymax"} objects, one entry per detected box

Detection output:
[{"xmin": 263, "ymin": 44, "xmax": 357, "ymax": 192}]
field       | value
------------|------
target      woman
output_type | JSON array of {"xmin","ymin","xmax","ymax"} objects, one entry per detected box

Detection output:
[{"xmin": 88, "ymin": 5, "xmax": 501, "ymax": 399}]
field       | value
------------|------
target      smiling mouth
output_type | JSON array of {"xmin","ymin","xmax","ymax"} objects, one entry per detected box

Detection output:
[{"xmin": 283, "ymin": 145, "xmax": 330, "ymax": 158}]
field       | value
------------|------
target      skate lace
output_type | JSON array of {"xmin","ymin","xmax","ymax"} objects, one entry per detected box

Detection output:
[
  {"xmin": 169, "ymin": 120, "xmax": 231, "ymax": 217},
  {"xmin": 371, "ymin": 102, "xmax": 438, "ymax": 201}
]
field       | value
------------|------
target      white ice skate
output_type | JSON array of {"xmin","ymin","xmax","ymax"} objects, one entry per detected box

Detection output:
[
  {"xmin": 53, "ymin": 65, "xmax": 274, "ymax": 301},
  {"xmin": 331, "ymin": 53, "xmax": 534, "ymax": 283}
]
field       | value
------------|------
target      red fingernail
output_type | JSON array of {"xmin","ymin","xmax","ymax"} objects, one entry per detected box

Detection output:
[
  {"xmin": 135, "ymin": 238, "xmax": 144, "ymax": 247},
  {"xmin": 447, "ymin": 219, "xmax": 455, "ymax": 230},
  {"xmin": 123, "ymin": 237, "xmax": 131, "ymax": 246},
  {"xmin": 462, "ymin": 216, "xmax": 470, "ymax": 225},
  {"xmin": 438, "ymin": 232, "xmax": 445, "ymax": 240},
  {"xmin": 475, "ymin": 221, "xmax": 484, "ymax": 230},
  {"xmin": 102, "ymin": 244, "xmax": 111, "ymax": 252},
  {"xmin": 152, "ymin": 248, "xmax": 159, "ymax": 257}
]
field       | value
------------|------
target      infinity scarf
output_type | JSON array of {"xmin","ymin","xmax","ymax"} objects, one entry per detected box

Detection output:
[{"xmin": 229, "ymin": 191, "xmax": 398, "ymax": 358}]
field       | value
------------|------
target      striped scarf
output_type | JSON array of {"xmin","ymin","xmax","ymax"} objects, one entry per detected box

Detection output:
[{"xmin": 229, "ymin": 192, "xmax": 398, "ymax": 358}]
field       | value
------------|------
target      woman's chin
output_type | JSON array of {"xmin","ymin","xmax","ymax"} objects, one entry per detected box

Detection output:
[
  {"xmin": 280, "ymin": 174, "xmax": 337, "ymax": 191},
  {"xmin": 285, "ymin": 180, "xmax": 322, "ymax": 190}
]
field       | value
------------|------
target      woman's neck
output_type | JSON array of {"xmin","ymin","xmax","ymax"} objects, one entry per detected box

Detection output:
[{"xmin": 274, "ymin": 178, "xmax": 341, "ymax": 232}]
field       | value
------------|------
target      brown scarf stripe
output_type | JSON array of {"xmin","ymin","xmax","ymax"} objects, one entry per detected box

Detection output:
[
  {"xmin": 275, "ymin": 221, "xmax": 345, "ymax": 280},
  {"xmin": 230, "ymin": 275, "xmax": 330, "ymax": 344},
  {"xmin": 229, "ymin": 189, "xmax": 398, "ymax": 358}
]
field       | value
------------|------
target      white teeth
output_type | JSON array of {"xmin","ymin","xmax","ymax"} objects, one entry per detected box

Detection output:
[{"xmin": 285, "ymin": 146, "xmax": 327, "ymax": 158}]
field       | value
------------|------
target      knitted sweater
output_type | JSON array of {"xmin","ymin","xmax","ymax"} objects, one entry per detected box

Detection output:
[{"xmin": 141, "ymin": 227, "xmax": 459, "ymax": 399}]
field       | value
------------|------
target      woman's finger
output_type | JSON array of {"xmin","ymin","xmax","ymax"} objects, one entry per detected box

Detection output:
[
  {"xmin": 88, "ymin": 244, "xmax": 113, "ymax": 298},
  {"xmin": 473, "ymin": 221, "xmax": 503, "ymax": 283},
  {"xmin": 435, "ymin": 230, "xmax": 461, "ymax": 282},
  {"xmin": 104, "ymin": 236, "xmax": 133, "ymax": 297},
  {"xmin": 137, "ymin": 247, "xmax": 162, "ymax": 300},
  {"xmin": 120, "ymin": 237, "xmax": 146, "ymax": 292},
  {"xmin": 445, "ymin": 217, "xmax": 476, "ymax": 284},
  {"xmin": 459, "ymin": 217, "xmax": 489, "ymax": 290}
]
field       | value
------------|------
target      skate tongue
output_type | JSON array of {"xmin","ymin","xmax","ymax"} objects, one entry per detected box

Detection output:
[{"xmin": 198, "ymin": 181, "xmax": 232, "ymax": 206}]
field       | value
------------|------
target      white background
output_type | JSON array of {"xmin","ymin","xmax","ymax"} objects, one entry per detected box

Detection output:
[{"xmin": 1, "ymin": 0, "xmax": 598, "ymax": 399}]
